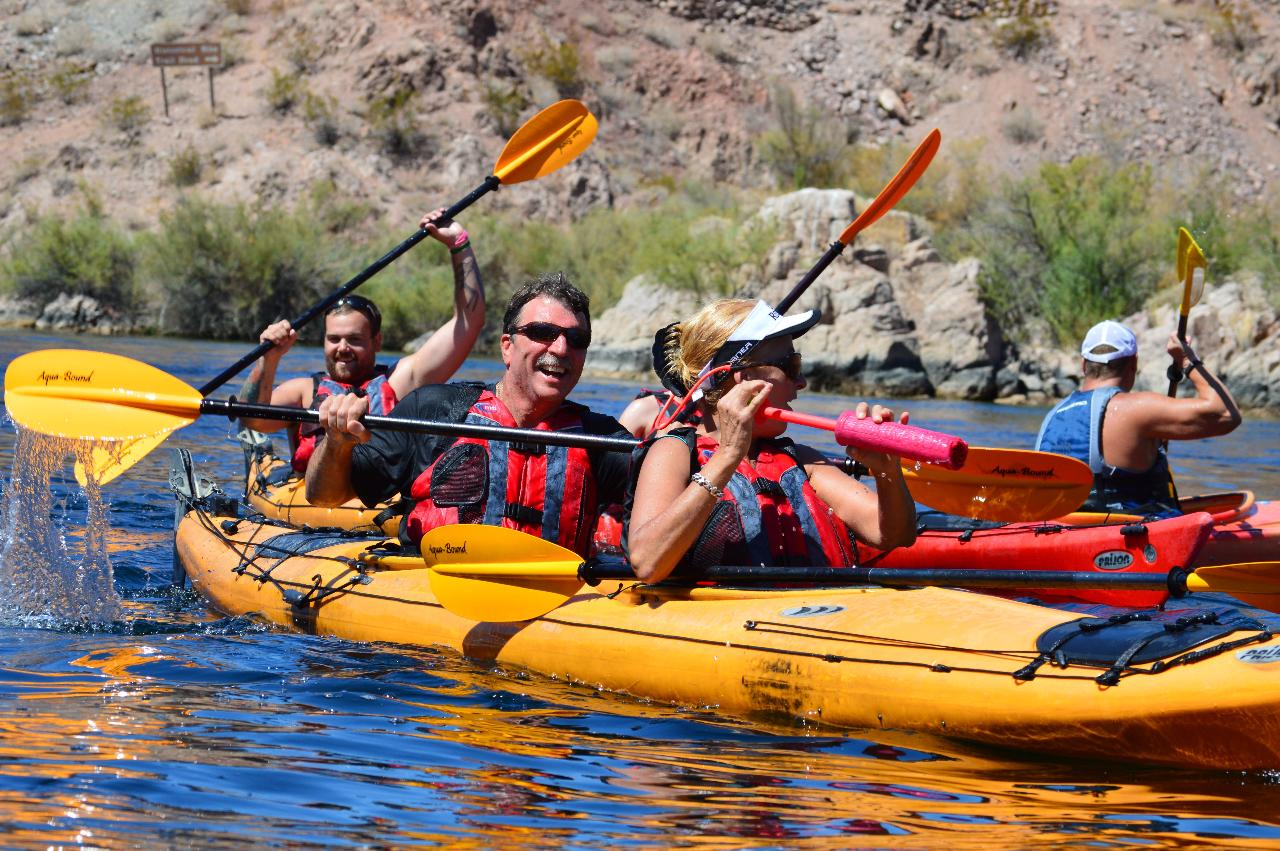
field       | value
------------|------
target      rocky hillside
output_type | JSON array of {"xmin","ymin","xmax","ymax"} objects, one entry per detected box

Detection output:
[{"xmin": 4, "ymin": 0, "xmax": 1279, "ymax": 229}]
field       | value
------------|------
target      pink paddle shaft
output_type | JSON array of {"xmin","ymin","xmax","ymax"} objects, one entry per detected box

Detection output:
[{"xmin": 761, "ymin": 407, "xmax": 968, "ymax": 469}]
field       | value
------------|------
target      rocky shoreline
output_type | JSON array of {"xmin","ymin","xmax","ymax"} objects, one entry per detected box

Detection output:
[
  {"xmin": 586, "ymin": 189, "xmax": 1280, "ymax": 413},
  {"xmin": 6, "ymin": 188, "xmax": 1277, "ymax": 414}
]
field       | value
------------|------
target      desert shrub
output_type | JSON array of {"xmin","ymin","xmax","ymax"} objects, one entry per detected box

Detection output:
[
  {"xmin": 302, "ymin": 92, "xmax": 340, "ymax": 146},
  {"xmin": 989, "ymin": 0, "xmax": 1053, "ymax": 60},
  {"xmin": 0, "ymin": 206, "xmax": 139, "ymax": 310},
  {"xmin": 286, "ymin": 27, "xmax": 322, "ymax": 73},
  {"xmin": 521, "ymin": 36, "xmax": 583, "ymax": 98},
  {"xmin": 49, "ymin": 61, "xmax": 92, "ymax": 104},
  {"xmin": 483, "ymin": 83, "xmax": 530, "ymax": 136},
  {"xmin": 756, "ymin": 85, "xmax": 854, "ymax": 189},
  {"xmin": 0, "ymin": 71, "xmax": 35, "ymax": 127},
  {"xmin": 1208, "ymin": 0, "xmax": 1260, "ymax": 53},
  {"xmin": 1002, "ymin": 107, "xmax": 1043, "ymax": 144},
  {"xmin": 306, "ymin": 179, "xmax": 376, "ymax": 234},
  {"xmin": 367, "ymin": 90, "xmax": 429, "ymax": 161},
  {"xmin": 224, "ymin": 0, "xmax": 252, "ymax": 14},
  {"xmin": 102, "ymin": 95, "xmax": 150, "ymax": 140},
  {"xmin": 145, "ymin": 196, "xmax": 355, "ymax": 339},
  {"xmin": 974, "ymin": 155, "xmax": 1167, "ymax": 345},
  {"xmin": 167, "ymin": 146, "xmax": 203, "ymax": 187},
  {"xmin": 265, "ymin": 68, "xmax": 303, "ymax": 114}
]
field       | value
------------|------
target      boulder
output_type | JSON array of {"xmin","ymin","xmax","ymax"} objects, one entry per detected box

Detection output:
[
  {"xmin": 585, "ymin": 275, "xmax": 702, "ymax": 378},
  {"xmin": 0, "ymin": 295, "xmax": 39, "ymax": 328},
  {"xmin": 34, "ymin": 293, "xmax": 132, "ymax": 335}
]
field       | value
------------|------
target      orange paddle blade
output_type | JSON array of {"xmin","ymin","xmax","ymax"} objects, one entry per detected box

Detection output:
[
  {"xmin": 902, "ymin": 446, "xmax": 1093, "ymax": 522},
  {"xmin": 838, "ymin": 128, "xmax": 941, "ymax": 245},
  {"xmin": 1185, "ymin": 561, "xmax": 1280, "ymax": 613},
  {"xmin": 493, "ymin": 100, "xmax": 598, "ymax": 185}
]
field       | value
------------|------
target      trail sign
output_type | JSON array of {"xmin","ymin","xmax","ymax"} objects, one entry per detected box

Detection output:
[{"xmin": 150, "ymin": 42, "xmax": 222, "ymax": 117}]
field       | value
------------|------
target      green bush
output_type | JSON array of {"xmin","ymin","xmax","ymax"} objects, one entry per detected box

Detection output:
[
  {"xmin": 1002, "ymin": 107, "xmax": 1043, "ymax": 144},
  {"xmin": 145, "ymin": 196, "xmax": 354, "ymax": 339},
  {"xmin": 989, "ymin": 0, "xmax": 1053, "ymax": 60},
  {"xmin": 0, "ymin": 71, "xmax": 35, "ymax": 127},
  {"xmin": 265, "ymin": 68, "xmax": 303, "ymax": 114},
  {"xmin": 521, "ymin": 36, "xmax": 584, "ymax": 98},
  {"xmin": 973, "ymin": 155, "xmax": 1168, "ymax": 344},
  {"xmin": 102, "ymin": 95, "xmax": 149, "ymax": 140},
  {"xmin": 167, "ymin": 146, "xmax": 203, "ymax": 187},
  {"xmin": 483, "ymin": 83, "xmax": 530, "ymax": 136},
  {"xmin": 1208, "ymin": 0, "xmax": 1260, "ymax": 53},
  {"xmin": 49, "ymin": 61, "xmax": 92, "ymax": 105},
  {"xmin": 302, "ymin": 92, "xmax": 340, "ymax": 146},
  {"xmin": 756, "ymin": 85, "xmax": 854, "ymax": 189},
  {"xmin": 367, "ymin": 90, "xmax": 428, "ymax": 161},
  {"xmin": 0, "ymin": 206, "xmax": 139, "ymax": 310}
]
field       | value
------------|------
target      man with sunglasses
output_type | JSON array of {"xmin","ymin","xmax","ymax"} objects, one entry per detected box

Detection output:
[
  {"xmin": 306, "ymin": 272, "xmax": 632, "ymax": 558},
  {"xmin": 238, "ymin": 208, "xmax": 486, "ymax": 473}
]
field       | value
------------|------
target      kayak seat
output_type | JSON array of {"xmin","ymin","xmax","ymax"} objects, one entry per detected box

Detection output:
[{"xmin": 1020, "ymin": 606, "xmax": 1272, "ymax": 685}]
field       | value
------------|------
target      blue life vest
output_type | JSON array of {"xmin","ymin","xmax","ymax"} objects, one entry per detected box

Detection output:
[{"xmin": 1035, "ymin": 387, "xmax": 1179, "ymax": 517}]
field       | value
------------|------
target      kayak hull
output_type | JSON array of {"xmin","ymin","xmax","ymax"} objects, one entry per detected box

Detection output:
[
  {"xmin": 859, "ymin": 511, "xmax": 1213, "ymax": 606},
  {"xmin": 175, "ymin": 509, "xmax": 1280, "ymax": 771}
]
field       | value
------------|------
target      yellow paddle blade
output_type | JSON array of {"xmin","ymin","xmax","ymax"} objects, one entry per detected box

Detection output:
[
  {"xmin": 838, "ymin": 128, "xmax": 940, "ymax": 244},
  {"xmin": 1176, "ymin": 226, "xmax": 1190, "ymax": 282},
  {"xmin": 1186, "ymin": 561, "xmax": 1280, "ymax": 612},
  {"xmin": 74, "ymin": 431, "xmax": 176, "ymax": 487},
  {"xmin": 421, "ymin": 524, "xmax": 587, "ymax": 622},
  {"xmin": 4, "ymin": 349, "xmax": 202, "ymax": 441},
  {"xmin": 902, "ymin": 447, "xmax": 1093, "ymax": 522},
  {"xmin": 1177, "ymin": 226, "xmax": 1207, "ymax": 316},
  {"xmin": 493, "ymin": 100, "xmax": 598, "ymax": 185}
]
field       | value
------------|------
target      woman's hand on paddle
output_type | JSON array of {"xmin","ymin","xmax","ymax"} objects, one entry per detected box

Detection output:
[
  {"xmin": 420, "ymin": 207, "xmax": 467, "ymax": 248},
  {"xmin": 259, "ymin": 319, "xmax": 297, "ymax": 363},
  {"xmin": 316, "ymin": 392, "xmax": 371, "ymax": 446},
  {"xmin": 715, "ymin": 379, "xmax": 771, "ymax": 462},
  {"xmin": 846, "ymin": 402, "xmax": 909, "ymax": 478}
]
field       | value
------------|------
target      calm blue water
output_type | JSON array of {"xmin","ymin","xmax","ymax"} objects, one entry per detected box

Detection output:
[{"xmin": 2, "ymin": 329, "xmax": 1280, "ymax": 847}]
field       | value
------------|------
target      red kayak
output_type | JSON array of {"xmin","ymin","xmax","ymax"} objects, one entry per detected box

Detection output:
[{"xmin": 859, "ymin": 510, "xmax": 1214, "ymax": 607}]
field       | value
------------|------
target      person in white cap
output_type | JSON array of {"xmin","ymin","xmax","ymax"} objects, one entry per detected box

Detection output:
[
  {"xmin": 625, "ymin": 298, "xmax": 917, "ymax": 583},
  {"xmin": 1035, "ymin": 320, "xmax": 1241, "ymax": 516}
]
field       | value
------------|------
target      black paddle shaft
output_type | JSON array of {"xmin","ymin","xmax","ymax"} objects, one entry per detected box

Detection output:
[
  {"xmin": 200, "ymin": 396, "xmax": 638, "ymax": 452},
  {"xmin": 581, "ymin": 561, "xmax": 1193, "ymax": 595},
  {"xmin": 198, "ymin": 175, "xmax": 502, "ymax": 397}
]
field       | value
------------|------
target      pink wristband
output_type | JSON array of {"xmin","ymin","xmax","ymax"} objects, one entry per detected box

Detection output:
[{"xmin": 450, "ymin": 228, "xmax": 469, "ymax": 249}]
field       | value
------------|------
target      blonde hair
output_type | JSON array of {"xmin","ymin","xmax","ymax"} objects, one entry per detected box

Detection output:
[{"xmin": 665, "ymin": 298, "xmax": 756, "ymax": 403}]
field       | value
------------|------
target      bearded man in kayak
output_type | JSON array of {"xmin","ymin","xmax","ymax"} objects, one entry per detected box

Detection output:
[
  {"xmin": 1035, "ymin": 320, "xmax": 1241, "ymax": 517},
  {"xmin": 237, "ymin": 208, "xmax": 486, "ymax": 473},
  {"xmin": 305, "ymin": 272, "xmax": 631, "ymax": 557},
  {"xmin": 625, "ymin": 298, "xmax": 917, "ymax": 583}
]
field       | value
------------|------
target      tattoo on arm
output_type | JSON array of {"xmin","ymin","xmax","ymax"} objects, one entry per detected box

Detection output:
[
  {"xmin": 239, "ymin": 371, "xmax": 264, "ymax": 404},
  {"xmin": 453, "ymin": 250, "xmax": 484, "ymax": 314}
]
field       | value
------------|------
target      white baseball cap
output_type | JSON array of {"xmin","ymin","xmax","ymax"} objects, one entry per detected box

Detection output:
[{"xmin": 1081, "ymin": 320, "xmax": 1138, "ymax": 363}]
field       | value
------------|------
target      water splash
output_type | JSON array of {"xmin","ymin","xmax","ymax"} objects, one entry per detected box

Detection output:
[{"xmin": 0, "ymin": 428, "xmax": 123, "ymax": 625}]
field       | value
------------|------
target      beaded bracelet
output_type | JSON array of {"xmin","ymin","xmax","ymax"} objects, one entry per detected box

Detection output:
[{"xmin": 690, "ymin": 472, "xmax": 724, "ymax": 499}]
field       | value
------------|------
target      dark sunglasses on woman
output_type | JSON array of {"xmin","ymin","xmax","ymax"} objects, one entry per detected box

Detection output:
[
  {"xmin": 510, "ymin": 321, "xmax": 592, "ymax": 350},
  {"xmin": 736, "ymin": 351, "xmax": 803, "ymax": 381}
]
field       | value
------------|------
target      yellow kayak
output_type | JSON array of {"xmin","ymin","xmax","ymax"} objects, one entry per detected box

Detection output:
[
  {"xmin": 244, "ymin": 447, "xmax": 402, "ymax": 535},
  {"xmin": 174, "ymin": 503, "xmax": 1280, "ymax": 772}
]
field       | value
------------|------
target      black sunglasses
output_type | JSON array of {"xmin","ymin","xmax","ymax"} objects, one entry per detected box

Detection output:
[
  {"xmin": 510, "ymin": 322, "xmax": 591, "ymax": 350},
  {"xmin": 735, "ymin": 351, "xmax": 803, "ymax": 381},
  {"xmin": 326, "ymin": 295, "xmax": 382, "ymax": 334}
]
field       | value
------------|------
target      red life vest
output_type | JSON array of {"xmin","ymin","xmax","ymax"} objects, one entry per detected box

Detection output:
[
  {"xmin": 404, "ymin": 390, "xmax": 598, "ymax": 556},
  {"xmin": 659, "ymin": 430, "xmax": 858, "ymax": 570},
  {"xmin": 291, "ymin": 366, "xmax": 398, "ymax": 473}
]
